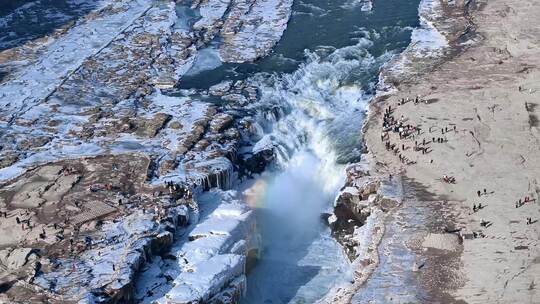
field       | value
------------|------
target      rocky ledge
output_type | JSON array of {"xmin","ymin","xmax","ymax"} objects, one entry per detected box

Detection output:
[
  {"xmin": 0, "ymin": 151, "xmax": 261, "ymax": 304},
  {"xmin": 319, "ymin": 158, "xmax": 401, "ymax": 303}
]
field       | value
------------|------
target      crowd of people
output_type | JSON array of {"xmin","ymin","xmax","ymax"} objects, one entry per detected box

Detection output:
[
  {"xmin": 379, "ymin": 95, "xmax": 537, "ymax": 239},
  {"xmin": 380, "ymin": 97, "xmax": 456, "ymax": 179}
]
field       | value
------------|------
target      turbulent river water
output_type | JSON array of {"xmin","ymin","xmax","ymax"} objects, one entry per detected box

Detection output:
[{"xmin": 176, "ymin": 0, "xmax": 422, "ymax": 302}]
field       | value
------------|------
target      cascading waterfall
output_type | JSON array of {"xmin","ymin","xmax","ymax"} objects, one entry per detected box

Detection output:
[
  {"xmin": 241, "ymin": 38, "xmax": 395, "ymax": 303},
  {"xmin": 251, "ymin": 38, "xmax": 391, "ymax": 166}
]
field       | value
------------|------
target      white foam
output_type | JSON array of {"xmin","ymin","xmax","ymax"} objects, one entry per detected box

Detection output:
[
  {"xmin": 409, "ymin": 0, "xmax": 448, "ymax": 57},
  {"xmin": 341, "ymin": 0, "xmax": 373, "ymax": 12},
  {"xmin": 242, "ymin": 36, "xmax": 397, "ymax": 301}
]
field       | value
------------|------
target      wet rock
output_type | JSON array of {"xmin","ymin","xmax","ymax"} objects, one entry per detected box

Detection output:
[
  {"xmin": 221, "ymin": 93, "xmax": 248, "ymax": 104},
  {"xmin": 332, "ymin": 188, "xmax": 371, "ymax": 233},
  {"xmin": 208, "ymin": 275, "xmax": 246, "ymax": 304},
  {"xmin": 210, "ymin": 113, "xmax": 233, "ymax": 133},
  {"xmin": 134, "ymin": 113, "xmax": 172, "ymax": 138},
  {"xmin": 241, "ymin": 148, "xmax": 274, "ymax": 175},
  {"xmin": 0, "ymin": 151, "xmax": 19, "ymax": 169},
  {"xmin": 158, "ymin": 158, "xmax": 179, "ymax": 176},
  {"xmin": 177, "ymin": 211, "xmax": 189, "ymax": 227},
  {"xmin": 244, "ymin": 86, "xmax": 258, "ymax": 101},
  {"xmin": 209, "ymin": 81, "xmax": 233, "ymax": 96},
  {"xmin": 358, "ymin": 179, "xmax": 380, "ymax": 200},
  {"xmin": 320, "ymin": 212, "xmax": 332, "ymax": 225},
  {"xmin": 152, "ymin": 231, "xmax": 174, "ymax": 254},
  {"xmin": 169, "ymin": 121, "xmax": 183, "ymax": 129},
  {"xmin": 17, "ymin": 136, "xmax": 52, "ymax": 150},
  {"xmin": 222, "ymin": 128, "xmax": 240, "ymax": 141},
  {"xmin": 245, "ymin": 248, "xmax": 259, "ymax": 273},
  {"xmin": 192, "ymin": 139, "xmax": 210, "ymax": 152},
  {"xmin": 344, "ymin": 163, "xmax": 370, "ymax": 185}
]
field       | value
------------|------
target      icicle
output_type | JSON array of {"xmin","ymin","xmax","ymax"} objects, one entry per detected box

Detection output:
[{"xmin": 216, "ymin": 168, "xmax": 221, "ymax": 189}]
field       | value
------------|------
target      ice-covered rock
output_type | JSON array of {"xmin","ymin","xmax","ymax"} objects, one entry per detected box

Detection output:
[
  {"xmin": 163, "ymin": 254, "xmax": 245, "ymax": 303},
  {"xmin": 209, "ymin": 80, "xmax": 233, "ymax": 96},
  {"xmin": 330, "ymin": 162, "xmax": 400, "ymax": 263},
  {"xmin": 219, "ymin": 0, "xmax": 293, "ymax": 63},
  {"xmin": 134, "ymin": 189, "xmax": 259, "ymax": 304},
  {"xmin": 0, "ymin": 248, "xmax": 38, "ymax": 271}
]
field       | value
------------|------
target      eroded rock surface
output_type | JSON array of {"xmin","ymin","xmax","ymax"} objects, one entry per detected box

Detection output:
[
  {"xmin": 218, "ymin": 0, "xmax": 293, "ymax": 63},
  {"xmin": 321, "ymin": 160, "xmax": 402, "ymax": 303}
]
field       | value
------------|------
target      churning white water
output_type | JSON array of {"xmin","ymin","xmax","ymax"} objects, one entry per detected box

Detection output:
[
  {"xmin": 243, "ymin": 150, "xmax": 351, "ymax": 303},
  {"xmin": 242, "ymin": 37, "xmax": 394, "ymax": 303}
]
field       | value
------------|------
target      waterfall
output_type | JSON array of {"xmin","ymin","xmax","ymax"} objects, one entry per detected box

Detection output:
[{"xmin": 241, "ymin": 35, "xmax": 396, "ymax": 303}]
